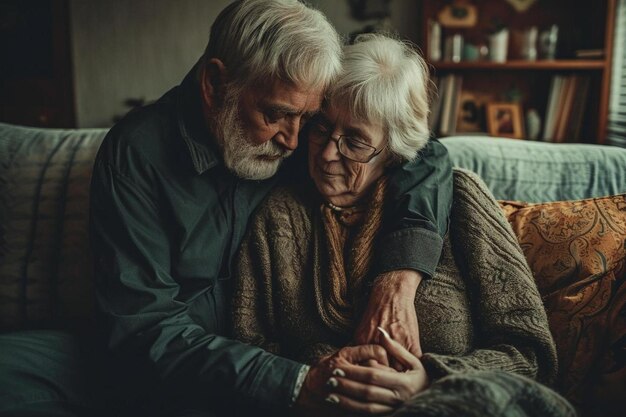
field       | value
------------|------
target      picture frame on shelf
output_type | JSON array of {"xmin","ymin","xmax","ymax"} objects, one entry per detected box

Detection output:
[
  {"xmin": 456, "ymin": 90, "xmax": 494, "ymax": 134},
  {"xmin": 437, "ymin": 1, "xmax": 478, "ymax": 28},
  {"xmin": 486, "ymin": 103, "xmax": 525, "ymax": 139}
]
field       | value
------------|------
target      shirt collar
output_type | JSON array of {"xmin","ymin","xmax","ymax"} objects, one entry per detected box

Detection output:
[{"xmin": 176, "ymin": 64, "xmax": 221, "ymax": 175}]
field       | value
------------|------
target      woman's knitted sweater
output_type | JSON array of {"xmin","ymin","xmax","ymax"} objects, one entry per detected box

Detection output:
[{"xmin": 232, "ymin": 168, "xmax": 558, "ymax": 385}]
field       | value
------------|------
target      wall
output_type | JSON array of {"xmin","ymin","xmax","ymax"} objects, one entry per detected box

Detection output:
[
  {"xmin": 315, "ymin": 0, "xmax": 420, "ymax": 42},
  {"xmin": 70, "ymin": 0, "xmax": 421, "ymax": 128},
  {"xmin": 70, "ymin": 0, "xmax": 231, "ymax": 127}
]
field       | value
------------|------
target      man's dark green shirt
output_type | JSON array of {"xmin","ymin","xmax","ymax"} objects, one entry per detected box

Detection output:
[{"xmin": 89, "ymin": 70, "xmax": 453, "ymax": 412}]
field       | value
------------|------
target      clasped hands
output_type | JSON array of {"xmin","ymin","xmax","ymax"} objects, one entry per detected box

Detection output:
[{"xmin": 295, "ymin": 270, "xmax": 427, "ymax": 416}]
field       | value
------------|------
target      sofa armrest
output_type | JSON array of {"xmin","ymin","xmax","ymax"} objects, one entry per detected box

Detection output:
[{"xmin": 0, "ymin": 123, "xmax": 108, "ymax": 331}]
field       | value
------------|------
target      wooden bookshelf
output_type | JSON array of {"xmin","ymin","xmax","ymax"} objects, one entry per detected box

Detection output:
[
  {"xmin": 421, "ymin": 0, "xmax": 616, "ymax": 144},
  {"xmin": 432, "ymin": 60, "xmax": 607, "ymax": 71}
]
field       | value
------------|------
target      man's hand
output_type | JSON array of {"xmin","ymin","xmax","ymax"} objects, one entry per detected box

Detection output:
[
  {"xmin": 353, "ymin": 270, "xmax": 423, "ymax": 364},
  {"xmin": 294, "ymin": 345, "xmax": 393, "ymax": 416}
]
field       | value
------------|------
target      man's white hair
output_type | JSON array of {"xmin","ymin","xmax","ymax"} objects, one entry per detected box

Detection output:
[
  {"xmin": 328, "ymin": 34, "xmax": 431, "ymax": 162},
  {"xmin": 205, "ymin": 0, "xmax": 342, "ymax": 92}
]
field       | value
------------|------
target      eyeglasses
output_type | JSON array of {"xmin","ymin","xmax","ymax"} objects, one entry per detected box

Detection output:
[{"xmin": 308, "ymin": 122, "xmax": 385, "ymax": 163}]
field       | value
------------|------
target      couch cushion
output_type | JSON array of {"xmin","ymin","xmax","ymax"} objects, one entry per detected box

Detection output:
[
  {"xmin": 0, "ymin": 123, "xmax": 107, "ymax": 330},
  {"xmin": 443, "ymin": 136, "xmax": 626, "ymax": 202},
  {"xmin": 499, "ymin": 195, "xmax": 626, "ymax": 412}
]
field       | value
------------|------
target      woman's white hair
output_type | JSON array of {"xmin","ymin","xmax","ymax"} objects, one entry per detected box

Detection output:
[
  {"xmin": 328, "ymin": 33, "xmax": 431, "ymax": 162},
  {"xmin": 205, "ymin": 0, "xmax": 342, "ymax": 92}
]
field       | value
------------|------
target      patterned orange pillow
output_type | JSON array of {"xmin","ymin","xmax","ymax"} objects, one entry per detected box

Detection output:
[{"xmin": 499, "ymin": 195, "xmax": 626, "ymax": 413}]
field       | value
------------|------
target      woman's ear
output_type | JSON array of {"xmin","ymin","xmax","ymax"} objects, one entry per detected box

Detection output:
[{"xmin": 200, "ymin": 58, "xmax": 228, "ymax": 110}]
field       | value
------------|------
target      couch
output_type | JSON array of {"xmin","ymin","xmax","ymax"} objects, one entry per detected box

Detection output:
[{"xmin": 1, "ymin": 123, "xmax": 625, "ymax": 415}]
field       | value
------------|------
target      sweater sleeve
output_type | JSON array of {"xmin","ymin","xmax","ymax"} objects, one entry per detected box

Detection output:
[{"xmin": 421, "ymin": 170, "xmax": 558, "ymax": 386}]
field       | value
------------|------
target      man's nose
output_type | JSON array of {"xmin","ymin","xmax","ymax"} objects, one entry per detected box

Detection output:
[{"xmin": 274, "ymin": 119, "xmax": 299, "ymax": 151}]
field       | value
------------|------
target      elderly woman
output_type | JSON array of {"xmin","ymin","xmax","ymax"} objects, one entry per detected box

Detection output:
[{"xmin": 232, "ymin": 34, "xmax": 573, "ymax": 417}]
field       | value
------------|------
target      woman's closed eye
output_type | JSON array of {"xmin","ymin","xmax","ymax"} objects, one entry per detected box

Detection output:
[{"xmin": 343, "ymin": 136, "xmax": 372, "ymax": 151}]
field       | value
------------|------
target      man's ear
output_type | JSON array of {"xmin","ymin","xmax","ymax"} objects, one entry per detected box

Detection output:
[{"xmin": 200, "ymin": 58, "xmax": 228, "ymax": 110}]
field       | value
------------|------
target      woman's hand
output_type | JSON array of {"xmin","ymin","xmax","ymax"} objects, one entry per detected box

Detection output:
[
  {"xmin": 353, "ymin": 269, "xmax": 423, "ymax": 364},
  {"xmin": 374, "ymin": 327, "xmax": 430, "ymax": 397}
]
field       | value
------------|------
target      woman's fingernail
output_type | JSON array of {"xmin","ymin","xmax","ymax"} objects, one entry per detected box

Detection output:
[
  {"xmin": 326, "ymin": 377, "xmax": 338, "ymax": 388},
  {"xmin": 332, "ymin": 368, "xmax": 346, "ymax": 377},
  {"xmin": 325, "ymin": 394, "xmax": 340, "ymax": 404},
  {"xmin": 377, "ymin": 326, "xmax": 391, "ymax": 339}
]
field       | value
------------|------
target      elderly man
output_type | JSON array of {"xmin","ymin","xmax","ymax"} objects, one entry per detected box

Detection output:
[{"xmin": 0, "ymin": 1, "xmax": 452, "ymax": 417}]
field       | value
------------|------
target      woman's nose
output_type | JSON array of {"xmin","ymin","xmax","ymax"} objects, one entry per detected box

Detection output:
[{"xmin": 320, "ymin": 136, "xmax": 341, "ymax": 161}]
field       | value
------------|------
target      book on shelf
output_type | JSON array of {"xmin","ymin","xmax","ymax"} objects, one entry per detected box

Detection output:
[
  {"xmin": 429, "ymin": 76, "xmax": 443, "ymax": 132},
  {"xmin": 543, "ymin": 75, "xmax": 563, "ymax": 141},
  {"xmin": 436, "ymin": 74, "xmax": 463, "ymax": 136},
  {"xmin": 568, "ymin": 76, "xmax": 590, "ymax": 141},
  {"xmin": 438, "ymin": 75, "xmax": 454, "ymax": 135},
  {"xmin": 542, "ymin": 74, "xmax": 591, "ymax": 142},
  {"xmin": 575, "ymin": 49, "xmax": 604, "ymax": 59},
  {"xmin": 449, "ymin": 75, "xmax": 463, "ymax": 134},
  {"xmin": 554, "ymin": 76, "xmax": 577, "ymax": 142}
]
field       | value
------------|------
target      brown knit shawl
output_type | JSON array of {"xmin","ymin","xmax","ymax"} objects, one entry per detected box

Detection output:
[{"xmin": 314, "ymin": 177, "xmax": 388, "ymax": 334}]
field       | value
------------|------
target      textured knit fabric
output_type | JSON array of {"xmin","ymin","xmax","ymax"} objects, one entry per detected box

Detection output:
[
  {"xmin": 394, "ymin": 370, "xmax": 575, "ymax": 417},
  {"xmin": 233, "ymin": 168, "xmax": 559, "ymax": 385}
]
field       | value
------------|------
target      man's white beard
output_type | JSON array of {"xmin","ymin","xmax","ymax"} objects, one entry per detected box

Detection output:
[{"xmin": 213, "ymin": 90, "xmax": 292, "ymax": 180}]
